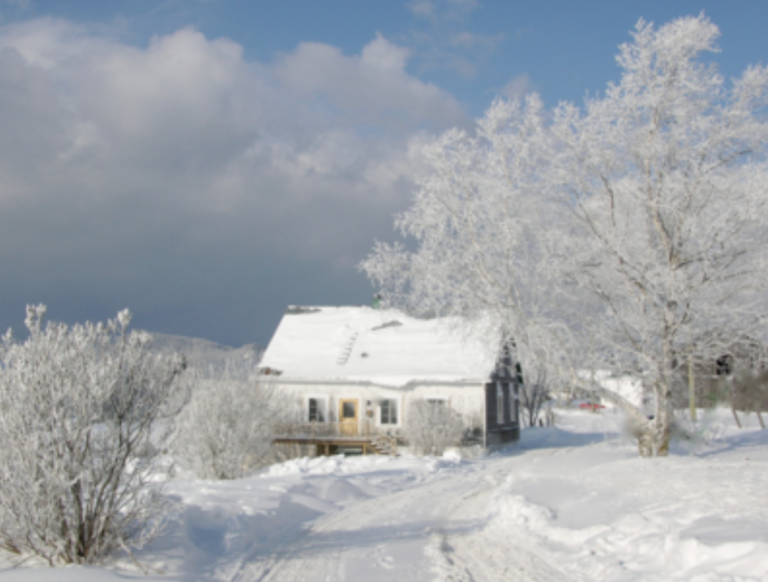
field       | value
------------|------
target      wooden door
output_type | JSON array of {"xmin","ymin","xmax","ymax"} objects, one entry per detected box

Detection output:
[{"xmin": 338, "ymin": 399, "xmax": 358, "ymax": 436}]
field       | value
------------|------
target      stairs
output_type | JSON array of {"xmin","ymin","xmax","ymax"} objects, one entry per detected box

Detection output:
[{"xmin": 370, "ymin": 435, "xmax": 398, "ymax": 456}]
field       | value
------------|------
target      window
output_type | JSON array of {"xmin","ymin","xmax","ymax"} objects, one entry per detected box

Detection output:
[
  {"xmin": 342, "ymin": 401, "xmax": 356, "ymax": 419},
  {"xmin": 380, "ymin": 399, "xmax": 398, "ymax": 425},
  {"xmin": 427, "ymin": 398, "xmax": 446, "ymax": 407},
  {"xmin": 497, "ymin": 382, "xmax": 505, "ymax": 425},
  {"xmin": 308, "ymin": 397, "xmax": 326, "ymax": 422}
]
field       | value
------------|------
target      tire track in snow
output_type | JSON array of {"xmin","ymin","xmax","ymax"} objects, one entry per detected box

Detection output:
[
  {"xmin": 238, "ymin": 477, "xmax": 461, "ymax": 582},
  {"xmin": 431, "ymin": 474, "xmax": 570, "ymax": 582},
  {"xmin": 232, "ymin": 463, "xmax": 568, "ymax": 582}
]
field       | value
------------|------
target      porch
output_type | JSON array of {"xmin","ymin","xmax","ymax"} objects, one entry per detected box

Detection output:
[{"xmin": 272, "ymin": 421, "xmax": 400, "ymax": 456}]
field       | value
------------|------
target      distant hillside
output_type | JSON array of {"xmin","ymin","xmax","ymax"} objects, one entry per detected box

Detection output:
[{"xmin": 146, "ymin": 332, "xmax": 263, "ymax": 374}]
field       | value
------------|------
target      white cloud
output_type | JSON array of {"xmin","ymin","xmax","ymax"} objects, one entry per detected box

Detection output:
[
  {"xmin": 448, "ymin": 30, "xmax": 502, "ymax": 50},
  {"xmin": 275, "ymin": 33, "xmax": 464, "ymax": 132},
  {"xmin": 444, "ymin": 0, "xmax": 479, "ymax": 11},
  {"xmin": 0, "ymin": 17, "xmax": 105, "ymax": 67},
  {"xmin": 404, "ymin": 1, "xmax": 501, "ymax": 79},
  {"xmin": 0, "ymin": 20, "xmax": 464, "ymax": 217},
  {"xmin": 361, "ymin": 32, "xmax": 410, "ymax": 71},
  {"xmin": 0, "ymin": 19, "xmax": 468, "ymax": 341},
  {"xmin": 409, "ymin": 0, "xmax": 478, "ymax": 20},
  {"xmin": 3, "ymin": 0, "xmax": 31, "ymax": 9},
  {"xmin": 500, "ymin": 73, "xmax": 533, "ymax": 99},
  {"xmin": 408, "ymin": 1, "xmax": 435, "ymax": 18}
]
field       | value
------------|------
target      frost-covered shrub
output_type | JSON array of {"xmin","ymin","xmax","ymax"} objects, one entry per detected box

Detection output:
[
  {"xmin": 174, "ymin": 371, "xmax": 285, "ymax": 479},
  {"xmin": 0, "ymin": 305, "xmax": 188, "ymax": 565},
  {"xmin": 405, "ymin": 400, "xmax": 465, "ymax": 456}
]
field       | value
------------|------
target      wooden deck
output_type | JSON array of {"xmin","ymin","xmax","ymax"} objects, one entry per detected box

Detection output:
[{"xmin": 272, "ymin": 423, "xmax": 399, "ymax": 456}]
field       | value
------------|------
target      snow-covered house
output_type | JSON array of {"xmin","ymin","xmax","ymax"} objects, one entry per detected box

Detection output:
[{"xmin": 259, "ymin": 306, "xmax": 520, "ymax": 455}]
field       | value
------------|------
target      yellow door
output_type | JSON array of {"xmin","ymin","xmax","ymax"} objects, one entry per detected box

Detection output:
[{"xmin": 339, "ymin": 399, "xmax": 358, "ymax": 436}]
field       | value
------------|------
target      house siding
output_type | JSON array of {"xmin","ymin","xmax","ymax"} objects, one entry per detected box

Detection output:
[{"xmin": 267, "ymin": 380, "xmax": 486, "ymax": 435}]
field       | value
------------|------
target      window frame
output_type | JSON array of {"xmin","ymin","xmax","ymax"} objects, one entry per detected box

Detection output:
[
  {"xmin": 306, "ymin": 395, "xmax": 329, "ymax": 423},
  {"xmin": 379, "ymin": 398, "xmax": 399, "ymax": 426}
]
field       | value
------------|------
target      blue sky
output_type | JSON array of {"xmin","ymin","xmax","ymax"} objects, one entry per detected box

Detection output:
[{"xmin": 0, "ymin": 1, "xmax": 766, "ymax": 347}]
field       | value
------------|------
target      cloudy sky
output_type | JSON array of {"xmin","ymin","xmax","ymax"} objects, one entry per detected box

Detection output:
[{"xmin": 0, "ymin": 0, "xmax": 766, "ymax": 347}]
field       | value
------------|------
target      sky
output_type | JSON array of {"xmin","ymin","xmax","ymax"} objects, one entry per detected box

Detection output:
[{"xmin": 0, "ymin": 1, "xmax": 766, "ymax": 348}]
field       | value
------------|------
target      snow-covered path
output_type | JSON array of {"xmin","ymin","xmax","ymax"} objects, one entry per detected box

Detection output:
[{"xmin": 237, "ymin": 459, "xmax": 565, "ymax": 582}]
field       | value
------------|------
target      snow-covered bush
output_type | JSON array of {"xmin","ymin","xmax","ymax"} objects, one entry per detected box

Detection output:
[
  {"xmin": 405, "ymin": 400, "xmax": 465, "ymax": 456},
  {"xmin": 0, "ymin": 305, "xmax": 188, "ymax": 565},
  {"xmin": 174, "ymin": 370, "xmax": 286, "ymax": 479}
]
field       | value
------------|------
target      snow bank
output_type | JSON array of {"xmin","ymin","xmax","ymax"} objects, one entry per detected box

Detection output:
[
  {"xmin": 262, "ymin": 449, "xmax": 462, "ymax": 478},
  {"xmin": 261, "ymin": 453, "xmax": 396, "ymax": 477},
  {"xmin": 488, "ymin": 410, "xmax": 768, "ymax": 581}
]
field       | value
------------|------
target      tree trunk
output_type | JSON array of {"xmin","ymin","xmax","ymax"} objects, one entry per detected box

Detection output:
[
  {"xmin": 633, "ymin": 378, "xmax": 673, "ymax": 457},
  {"xmin": 688, "ymin": 352, "xmax": 697, "ymax": 422},
  {"xmin": 636, "ymin": 422, "xmax": 671, "ymax": 457},
  {"xmin": 651, "ymin": 375, "xmax": 673, "ymax": 457},
  {"xmin": 637, "ymin": 428, "xmax": 654, "ymax": 457},
  {"xmin": 654, "ymin": 422, "xmax": 671, "ymax": 456}
]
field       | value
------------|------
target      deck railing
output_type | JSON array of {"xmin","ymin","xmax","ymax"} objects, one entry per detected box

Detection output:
[{"xmin": 271, "ymin": 420, "xmax": 401, "ymax": 440}]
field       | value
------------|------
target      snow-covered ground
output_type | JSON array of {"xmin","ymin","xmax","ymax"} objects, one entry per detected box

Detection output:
[{"xmin": 1, "ymin": 408, "xmax": 767, "ymax": 581}]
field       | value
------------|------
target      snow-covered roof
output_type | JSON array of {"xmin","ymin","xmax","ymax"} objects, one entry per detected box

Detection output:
[{"xmin": 260, "ymin": 306, "xmax": 497, "ymax": 388}]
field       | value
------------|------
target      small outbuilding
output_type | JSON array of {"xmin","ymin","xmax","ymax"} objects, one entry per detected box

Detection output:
[{"xmin": 259, "ymin": 306, "xmax": 520, "ymax": 455}]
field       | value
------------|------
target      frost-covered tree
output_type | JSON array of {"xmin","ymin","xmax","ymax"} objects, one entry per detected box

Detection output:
[
  {"xmin": 550, "ymin": 15, "xmax": 768, "ymax": 455},
  {"xmin": 361, "ymin": 95, "xmax": 569, "ymax": 387},
  {"xmin": 405, "ymin": 401, "xmax": 465, "ymax": 456},
  {"xmin": 0, "ymin": 306, "xmax": 188, "ymax": 565},
  {"xmin": 519, "ymin": 365, "xmax": 550, "ymax": 428},
  {"xmin": 174, "ymin": 369, "xmax": 286, "ymax": 480},
  {"xmin": 363, "ymin": 15, "xmax": 768, "ymax": 457}
]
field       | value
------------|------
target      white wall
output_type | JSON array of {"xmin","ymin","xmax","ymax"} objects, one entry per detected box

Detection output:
[{"xmin": 266, "ymin": 380, "xmax": 485, "ymax": 433}]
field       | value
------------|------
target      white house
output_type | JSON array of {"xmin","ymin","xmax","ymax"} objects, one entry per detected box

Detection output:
[{"xmin": 259, "ymin": 306, "xmax": 520, "ymax": 455}]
